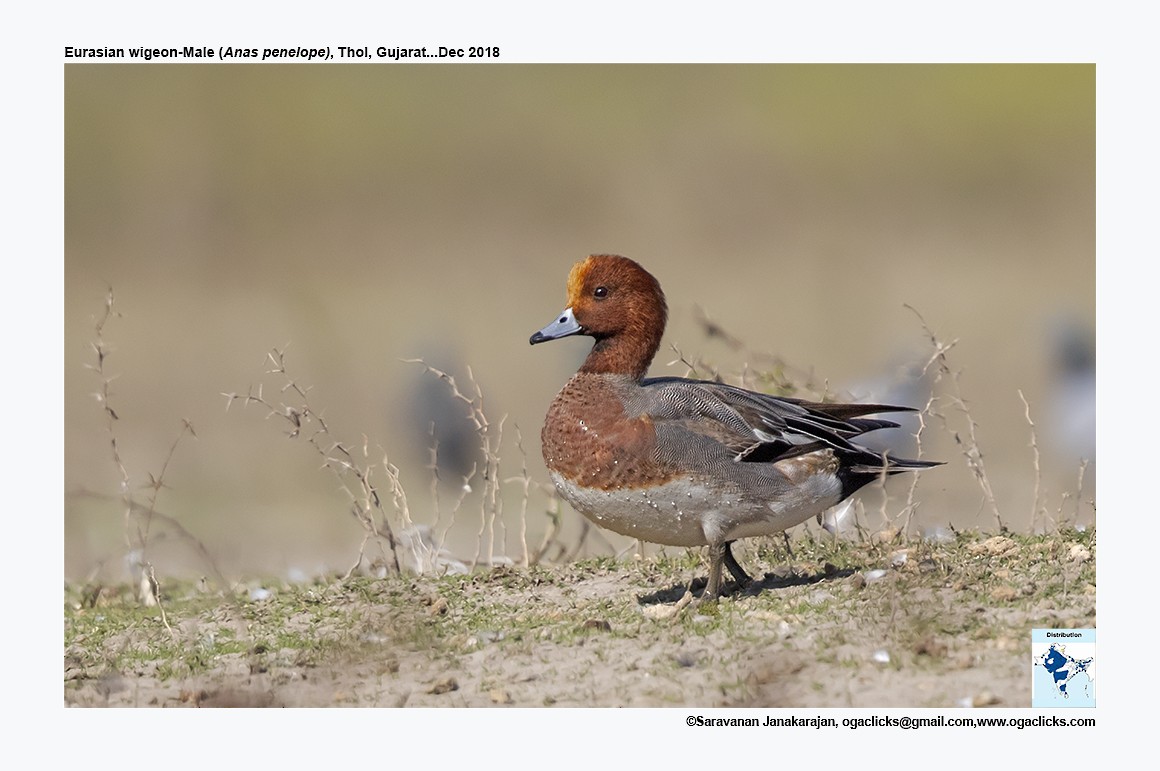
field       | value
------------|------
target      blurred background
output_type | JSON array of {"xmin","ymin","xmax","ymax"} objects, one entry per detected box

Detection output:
[{"xmin": 65, "ymin": 64, "xmax": 1094, "ymax": 582}]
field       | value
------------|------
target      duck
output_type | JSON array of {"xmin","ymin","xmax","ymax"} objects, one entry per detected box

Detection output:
[{"xmin": 530, "ymin": 254, "xmax": 940, "ymax": 599}]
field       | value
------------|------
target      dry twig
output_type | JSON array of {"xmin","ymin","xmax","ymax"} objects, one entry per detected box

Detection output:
[{"xmin": 223, "ymin": 347, "xmax": 401, "ymax": 577}]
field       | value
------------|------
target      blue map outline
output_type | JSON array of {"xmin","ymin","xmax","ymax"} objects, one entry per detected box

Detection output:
[{"xmin": 1034, "ymin": 642, "xmax": 1094, "ymax": 702}]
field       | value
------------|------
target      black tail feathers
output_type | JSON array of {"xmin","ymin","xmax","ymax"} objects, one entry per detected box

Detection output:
[{"xmin": 837, "ymin": 448, "xmax": 943, "ymax": 498}]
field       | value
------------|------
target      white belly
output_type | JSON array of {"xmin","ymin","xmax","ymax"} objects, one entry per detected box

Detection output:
[{"xmin": 548, "ymin": 470, "xmax": 842, "ymax": 547}]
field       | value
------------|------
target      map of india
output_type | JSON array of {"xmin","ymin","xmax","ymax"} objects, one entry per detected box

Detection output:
[{"xmin": 1031, "ymin": 629, "xmax": 1095, "ymax": 708}]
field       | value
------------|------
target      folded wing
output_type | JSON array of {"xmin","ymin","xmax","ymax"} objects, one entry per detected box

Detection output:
[{"xmin": 639, "ymin": 376, "xmax": 926, "ymax": 466}]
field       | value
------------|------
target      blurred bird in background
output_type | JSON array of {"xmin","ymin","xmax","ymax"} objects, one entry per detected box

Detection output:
[{"xmin": 1045, "ymin": 314, "xmax": 1096, "ymax": 466}]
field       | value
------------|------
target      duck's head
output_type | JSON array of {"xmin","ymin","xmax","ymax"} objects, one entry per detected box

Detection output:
[{"xmin": 530, "ymin": 254, "xmax": 668, "ymax": 380}]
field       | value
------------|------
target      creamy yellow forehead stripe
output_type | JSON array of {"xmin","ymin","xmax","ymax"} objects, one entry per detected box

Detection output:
[{"xmin": 566, "ymin": 256, "xmax": 594, "ymax": 305}]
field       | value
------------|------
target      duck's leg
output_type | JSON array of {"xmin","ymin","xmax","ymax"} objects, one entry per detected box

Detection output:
[
  {"xmin": 722, "ymin": 541, "xmax": 753, "ymax": 588},
  {"xmin": 704, "ymin": 543, "xmax": 726, "ymax": 600},
  {"xmin": 704, "ymin": 541, "xmax": 752, "ymax": 600}
]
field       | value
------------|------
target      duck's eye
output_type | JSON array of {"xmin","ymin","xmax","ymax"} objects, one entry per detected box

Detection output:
[{"xmin": 594, "ymin": 286, "xmax": 608, "ymax": 299}]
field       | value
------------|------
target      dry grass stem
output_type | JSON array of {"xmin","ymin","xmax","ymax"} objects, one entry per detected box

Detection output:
[
  {"xmin": 223, "ymin": 347, "xmax": 402, "ymax": 577},
  {"xmin": 503, "ymin": 425, "xmax": 534, "ymax": 567},
  {"xmin": 85, "ymin": 289, "xmax": 208, "ymax": 616},
  {"xmin": 906, "ymin": 304, "xmax": 1003, "ymax": 531},
  {"xmin": 403, "ymin": 360, "xmax": 511, "ymax": 571},
  {"xmin": 87, "ymin": 288, "xmax": 132, "ymax": 550},
  {"xmin": 531, "ymin": 491, "xmax": 566, "ymax": 565},
  {"xmin": 1073, "ymin": 459, "xmax": 1090, "ymax": 525},
  {"xmin": 1018, "ymin": 389, "xmax": 1046, "ymax": 532}
]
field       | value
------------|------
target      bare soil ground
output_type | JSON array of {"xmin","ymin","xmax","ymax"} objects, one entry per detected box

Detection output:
[{"xmin": 64, "ymin": 530, "xmax": 1094, "ymax": 708}]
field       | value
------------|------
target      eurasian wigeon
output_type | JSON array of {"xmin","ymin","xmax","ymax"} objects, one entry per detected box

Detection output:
[{"xmin": 531, "ymin": 254, "xmax": 940, "ymax": 599}]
